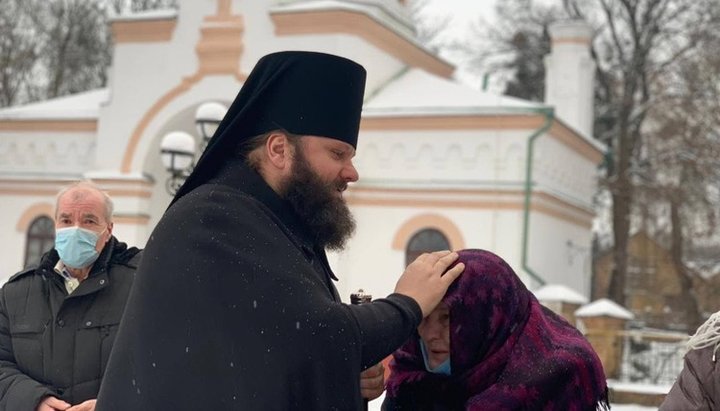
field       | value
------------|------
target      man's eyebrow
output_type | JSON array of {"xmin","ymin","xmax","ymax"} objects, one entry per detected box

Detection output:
[
  {"xmin": 81, "ymin": 213, "xmax": 100, "ymax": 220},
  {"xmin": 330, "ymin": 143, "xmax": 356, "ymax": 157}
]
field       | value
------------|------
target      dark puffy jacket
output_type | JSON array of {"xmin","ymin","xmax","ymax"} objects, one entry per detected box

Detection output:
[
  {"xmin": 0, "ymin": 237, "xmax": 140, "ymax": 411},
  {"xmin": 660, "ymin": 344, "xmax": 720, "ymax": 411}
]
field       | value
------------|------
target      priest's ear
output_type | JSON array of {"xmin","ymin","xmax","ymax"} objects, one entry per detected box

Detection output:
[{"xmin": 265, "ymin": 131, "xmax": 295, "ymax": 172}]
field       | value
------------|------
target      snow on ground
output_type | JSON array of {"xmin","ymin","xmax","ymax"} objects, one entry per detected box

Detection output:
[
  {"xmin": 367, "ymin": 392, "xmax": 661, "ymax": 410},
  {"xmin": 612, "ymin": 405, "xmax": 658, "ymax": 411}
]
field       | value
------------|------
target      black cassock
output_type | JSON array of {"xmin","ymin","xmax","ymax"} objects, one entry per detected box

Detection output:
[{"xmin": 97, "ymin": 160, "xmax": 421, "ymax": 410}]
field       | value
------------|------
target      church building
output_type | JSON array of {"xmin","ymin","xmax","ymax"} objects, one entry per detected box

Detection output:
[{"xmin": 0, "ymin": 0, "xmax": 603, "ymax": 301}]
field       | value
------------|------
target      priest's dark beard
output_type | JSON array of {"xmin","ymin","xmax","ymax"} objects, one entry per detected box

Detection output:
[{"xmin": 280, "ymin": 148, "xmax": 356, "ymax": 251}]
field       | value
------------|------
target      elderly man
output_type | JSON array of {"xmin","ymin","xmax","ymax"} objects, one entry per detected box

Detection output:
[
  {"xmin": 0, "ymin": 181, "xmax": 141, "ymax": 411},
  {"xmin": 97, "ymin": 51, "xmax": 463, "ymax": 410}
]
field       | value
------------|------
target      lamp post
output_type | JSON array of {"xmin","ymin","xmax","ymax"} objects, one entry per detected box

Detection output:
[{"xmin": 160, "ymin": 101, "xmax": 227, "ymax": 194}]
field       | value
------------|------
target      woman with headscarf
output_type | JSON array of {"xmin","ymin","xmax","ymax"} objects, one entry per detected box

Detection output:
[
  {"xmin": 383, "ymin": 249, "xmax": 609, "ymax": 410},
  {"xmin": 660, "ymin": 311, "xmax": 720, "ymax": 410}
]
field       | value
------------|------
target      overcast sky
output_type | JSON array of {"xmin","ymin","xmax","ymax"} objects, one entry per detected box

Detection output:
[
  {"xmin": 421, "ymin": 0, "xmax": 497, "ymax": 31},
  {"xmin": 413, "ymin": 0, "xmax": 500, "ymax": 89}
]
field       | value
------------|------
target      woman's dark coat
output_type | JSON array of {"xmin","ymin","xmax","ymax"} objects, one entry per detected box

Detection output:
[
  {"xmin": 96, "ymin": 160, "xmax": 422, "ymax": 410},
  {"xmin": 660, "ymin": 345, "xmax": 720, "ymax": 410},
  {"xmin": 0, "ymin": 237, "xmax": 140, "ymax": 410}
]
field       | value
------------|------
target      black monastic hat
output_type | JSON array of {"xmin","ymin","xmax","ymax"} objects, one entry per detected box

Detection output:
[{"xmin": 171, "ymin": 51, "xmax": 367, "ymax": 204}]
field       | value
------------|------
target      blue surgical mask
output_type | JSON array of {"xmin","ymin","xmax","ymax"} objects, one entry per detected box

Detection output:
[
  {"xmin": 419, "ymin": 339, "xmax": 452, "ymax": 376},
  {"xmin": 55, "ymin": 227, "xmax": 104, "ymax": 269}
]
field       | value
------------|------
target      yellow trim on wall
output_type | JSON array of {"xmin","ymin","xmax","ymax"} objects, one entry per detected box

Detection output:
[
  {"xmin": 548, "ymin": 120, "xmax": 603, "ymax": 163},
  {"xmin": 113, "ymin": 215, "xmax": 151, "ymax": 225},
  {"xmin": 552, "ymin": 37, "xmax": 592, "ymax": 47},
  {"xmin": 111, "ymin": 19, "xmax": 177, "ymax": 43},
  {"xmin": 16, "ymin": 203, "xmax": 54, "ymax": 232},
  {"xmin": 361, "ymin": 114, "xmax": 545, "ymax": 131},
  {"xmin": 391, "ymin": 213, "xmax": 465, "ymax": 251},
  {"xmin": 0, "ymin": 120, "xmax": 97, "ymax": 132},
  {"xmin": 121, "ymin": 2, "xmax": 247, "ymax": 172}
]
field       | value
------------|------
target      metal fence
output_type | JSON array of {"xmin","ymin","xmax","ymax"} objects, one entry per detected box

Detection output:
[{"xmin": 618, "ymin": 329, "xmax": 688, "ymax": 386}]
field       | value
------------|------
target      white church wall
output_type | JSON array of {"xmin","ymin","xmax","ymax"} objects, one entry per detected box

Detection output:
[
  {"xmin": 526, "ymin": 211, "xmax": 593, "ymax": 295},
  {"xmin": 109, "ymin": 223, "xmax": 148, "ymax": 252},
  {"xmin": 0, "ymin": 1, "xmax": 601, "ymax": 302},
  {"xmin": 330, "ymin": 204, "xmax": 529, "ymax": 303},
  {"xmin": 533, "ymin": 135, "xmax": 598, "ymax": 209}
]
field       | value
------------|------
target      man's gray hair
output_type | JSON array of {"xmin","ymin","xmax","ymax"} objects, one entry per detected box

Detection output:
[{"xmin": 55, "ymin": 180, "xmax": 114, "ymax": 222}]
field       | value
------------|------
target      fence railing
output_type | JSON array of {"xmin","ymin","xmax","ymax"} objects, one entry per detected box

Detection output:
[{"xmin": 617, "ymin": 329, "xmax": 688, "ymax": 386}]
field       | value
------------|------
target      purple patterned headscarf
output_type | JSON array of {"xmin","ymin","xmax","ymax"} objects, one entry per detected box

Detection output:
[{"xmin": 385, "ymin": 249, "xmax": 608, "ymax": 410}]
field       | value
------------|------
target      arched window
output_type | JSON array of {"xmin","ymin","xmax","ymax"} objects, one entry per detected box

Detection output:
[
  {"xmin": 24, "ymin": 216, "xmax": 55, "ymax": 268},
  {"xmin": 405, "ymin": 228, "xmax": 450, "ymax": 267}
]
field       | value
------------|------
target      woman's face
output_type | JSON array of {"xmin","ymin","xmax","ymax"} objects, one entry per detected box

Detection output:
[{"xmin": 418, "ymin": 302, "xmax": 450, "ymax": 369}]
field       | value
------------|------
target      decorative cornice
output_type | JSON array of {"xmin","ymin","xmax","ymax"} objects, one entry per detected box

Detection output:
[
  {"xmin": 361, "ymin": 114, "xmax": 544, "ymax": 130},
  {"xmin": 195, "ymin": 13, "xmax": 246, "ymax": 77},
  {"xmin": 552, "ymin": 37, "xmax": 592, "ymax": 47},
  {"xmin": 346, "ymin": 186, "xmax": 595, "ymax": 228},
  {"xmin": 548, "ymin": 120, "xmax": 604, "ymax": 163},
  {"xmin": 360, "ymin": 114, "xmax": 603, "ymax": 163}
]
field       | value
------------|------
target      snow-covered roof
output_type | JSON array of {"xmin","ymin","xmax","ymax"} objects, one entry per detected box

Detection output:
[
  {"xmin": 686, "ymin": 260, "xmax": 720, "ymax": 280},
  {"xmin": 0, "ymin": 88, "xmax": 109, "ymax": 121},
  {"xmin": 84, "ymin": 170, "xmax": 153, "ymax": 182},
  {"xmin": 606, "ymin": 380, "xmax": 672, "ymax": 395},
  {"xmin": 575, "ymin": 298, "xmax": 634, "ymax": 320},
  {"xmin": 533, "ymin": 284, "xmax": 588, "ymax": 305},
  {"xmin": 271, "ymin": 0, "xmax": 413, "ymax": 34},
  {"xmin": 364, "ymin": 68, "xmax": 547, "ymax": 117},
  {"xmin": 109, "ymin": 8, "xmax": 178, "ymax": 22}
]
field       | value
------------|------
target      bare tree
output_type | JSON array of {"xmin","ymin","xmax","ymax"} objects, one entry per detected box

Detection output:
[
  {"xmin": 638, "ymin": 23, "xmax": 720, "ymax": 326},
  {"xmin": 492, "ymin": 1, "xmax": 571, "ymax": 101},
  {"xmin": 407, "ymin": 0, "xmax": 452, "ymax": 53},
  {"xmin": 130, "ymin": 0, "xmax": 178, "ymax": 13},
  {"xmin": 0, "ymin": 0, "xmax": 179, "ymax": 108},
  {"xmin": 434, "ymin": 0, "xmax": 720, "ymax": 309},
  {"xmin": 28, "ymin": 0, "xmax": 111, "ymax": 99},
  {"xmin": 588, "ymin": 0, "xmax": 719, "ymax": 307},
  {"xmin": 0, "ymin": 0, "xmax": 38, "ymax": 107}
]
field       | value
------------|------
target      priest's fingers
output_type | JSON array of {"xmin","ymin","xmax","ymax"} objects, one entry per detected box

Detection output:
[
  {"xmin": 394, "ymin": 251, "xmax": 463, "ymax": 317},
  {"xmin": 66, "ymin": 399, "xmax": 96, "ymax": 411},
  {"xmin": 441, "ymin": 261, "xmax": 465, "ymax": 287},
  {"xmin": 416, "ymin": 250, "xmax": 450, "ymax": 264},
  {"xmin": 360, "ymin": 363, "xmax": 385, "ymax": 400}
]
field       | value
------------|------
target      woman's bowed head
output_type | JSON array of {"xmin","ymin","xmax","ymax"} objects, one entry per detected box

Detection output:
[{"xmin": 384, "ymin": 249, "xmax": 609, "ymax": 411}]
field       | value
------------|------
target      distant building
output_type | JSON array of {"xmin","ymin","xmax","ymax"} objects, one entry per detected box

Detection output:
[
  {"xmin": 687, "ymin": 248, "xmax": 720, "ymax": 320},
  {"xmin": 593, "ymin": 231, "xmax": 704, "ymax": 332},
  {"xmin": 0, "ymin": 1, "xmax": 603, "ymax": 301}
]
